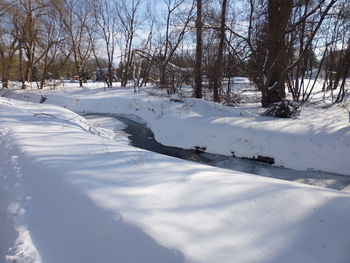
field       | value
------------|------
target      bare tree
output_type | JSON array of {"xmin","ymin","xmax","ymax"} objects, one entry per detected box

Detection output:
[
  {"xmin": 117, "ymin": 0, "xmax": 141, "ymax": 87},
  {"xmin": 90, "ymin": 0, "xmax": 119, "ymax": 88},
  {"xmin": 223, "ymin": 0, "xmax": 338, "ymax": 109},
  {"xmin": 138, "ymin": 5, "xmax": 157, "ymax": 88},
  {"xmin": 13, "ymin": 0, "xmax": 49, "ymax": 88},
  {"xmin": 321, "ymin": 0, "xmax": 350, "ymax": 103},
  {"xmin": 0, "ymin": 1, "xmax": 18, "ymax": 89},
  {"xmin": 159, "ymin": 0, "xmax": 195, "ymax": 94},
  {"xmin": 283, "ymin": 0, "xmax": 338, "ymax": 103},
  {"xmin": 35, "ymin": 3, "xmax": 65, "ymax": 89},
  {"xmin": 58, "ymin": 0, "xmax": 93, "ymax": 87}
]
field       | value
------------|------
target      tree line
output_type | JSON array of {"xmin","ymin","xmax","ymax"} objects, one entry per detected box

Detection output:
[{"xmin": 0, "ymin": 0, "xmax": 349, "ymax": 107}]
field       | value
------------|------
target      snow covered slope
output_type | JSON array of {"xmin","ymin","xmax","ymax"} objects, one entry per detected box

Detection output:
[
  {"xmin": 6, "ymin": 84, "xmax": 350, "ymax": 175},
  {"xmin": 1, "ymin": 97, "xmax": 350, "ymax": 263}
]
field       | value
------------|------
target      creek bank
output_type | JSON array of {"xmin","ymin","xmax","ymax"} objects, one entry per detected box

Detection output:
[{"xmin": 85, "ymin": 113, "xmax": 350, "ymax": 191}]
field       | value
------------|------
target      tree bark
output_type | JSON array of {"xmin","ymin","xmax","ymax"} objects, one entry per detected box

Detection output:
[
  {"xmin": 262, "ymin": 0, "xmax": 293, "ymax": 107},
  {"xmin": 213, "ymin": 0, "xmax": 227, "ymax": 102},
  {"xmin": 194, "ymin": 0, "xmax": 203, "ymax": 98}
]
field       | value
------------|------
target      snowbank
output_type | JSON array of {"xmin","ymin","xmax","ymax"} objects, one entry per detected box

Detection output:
[
  {"xmin": 1, "ymin": 97, "xmax": 350, "ymax": 263},
  {"xmin": 6, "ymin": 84, "xmax": 349, "ymax": 175}
]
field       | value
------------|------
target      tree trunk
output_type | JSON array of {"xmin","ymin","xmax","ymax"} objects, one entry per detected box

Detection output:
[
  {"xmin": 160, "ymin": 63, "xmax": 167, "ymax": 89},
  {"xmin": 335, "ymin": 38, "xmax": 350, "ymax": 102},
  {"xmin": 1, "ymin": 77, "xmax": 8, "ymax": 89},
  {"xmin": 19, "ymin": 43, "xmax": 26, "ymax": 89},
  {"xmin": 194, "ymin": 0, "xmax": 203, "ymax": 98},
  {"xmin": 121, "ymin": 15, "xmax": 135, "ymax": 88},
  {"xmin": 262, "ymin": 0, "xmax": 293, "ymax": 107},
  {"xmin": 213, "ymin": 0, "xmax": 227, "ymax": 102},
  {"xmin": 1, "ymin": 58, "xmax": 9, "ymax": 89},
  {"xmin": 108, "ymin": 64, "xmax": 113, "ymax": 88}
]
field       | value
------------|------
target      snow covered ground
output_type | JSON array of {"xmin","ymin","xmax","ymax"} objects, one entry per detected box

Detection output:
[
  {"xmin": 84, "ymin": 113, "xmax": 350, "ymax": 191},
  {"xmin": 4, "ymin": 82, "xmax": 350, "ymax": 175},
  {"xmin": 1, "ymin": 82, "xmax": 350, "ymax": 262}
]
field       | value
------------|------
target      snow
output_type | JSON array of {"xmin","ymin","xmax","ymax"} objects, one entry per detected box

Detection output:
[
  {"xmin": 5, "ymin": 82, "xmax": 349, "ymax": 175},
  {"xmin": 205, "ymin": 153, "xmax": 350, "ymax": 190},
  {"xmin": 0, "ymin": 127, "xmax": 41, "ymax": 263},
  {"xmin": 1, "ymin": 89, "xmax": 350, "ymax": 262}
]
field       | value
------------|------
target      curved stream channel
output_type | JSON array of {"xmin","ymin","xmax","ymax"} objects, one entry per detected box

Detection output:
[{"xmin": 85, "ymin": 113, "xmax": 350, "ymax": 192}]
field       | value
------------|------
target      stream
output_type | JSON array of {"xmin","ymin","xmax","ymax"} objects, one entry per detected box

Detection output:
[{"xmin": 85, "ymin": 113, "xmax": 350, "ymax": 192}]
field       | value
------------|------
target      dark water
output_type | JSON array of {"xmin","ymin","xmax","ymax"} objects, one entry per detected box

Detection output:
[
  {"xmin": 85, "ymin": 113, "xmax": 350, "ymax": 191},
  {"xmin": 95, "ymin": 114, "xmax": 212, "ymax": 163}
]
